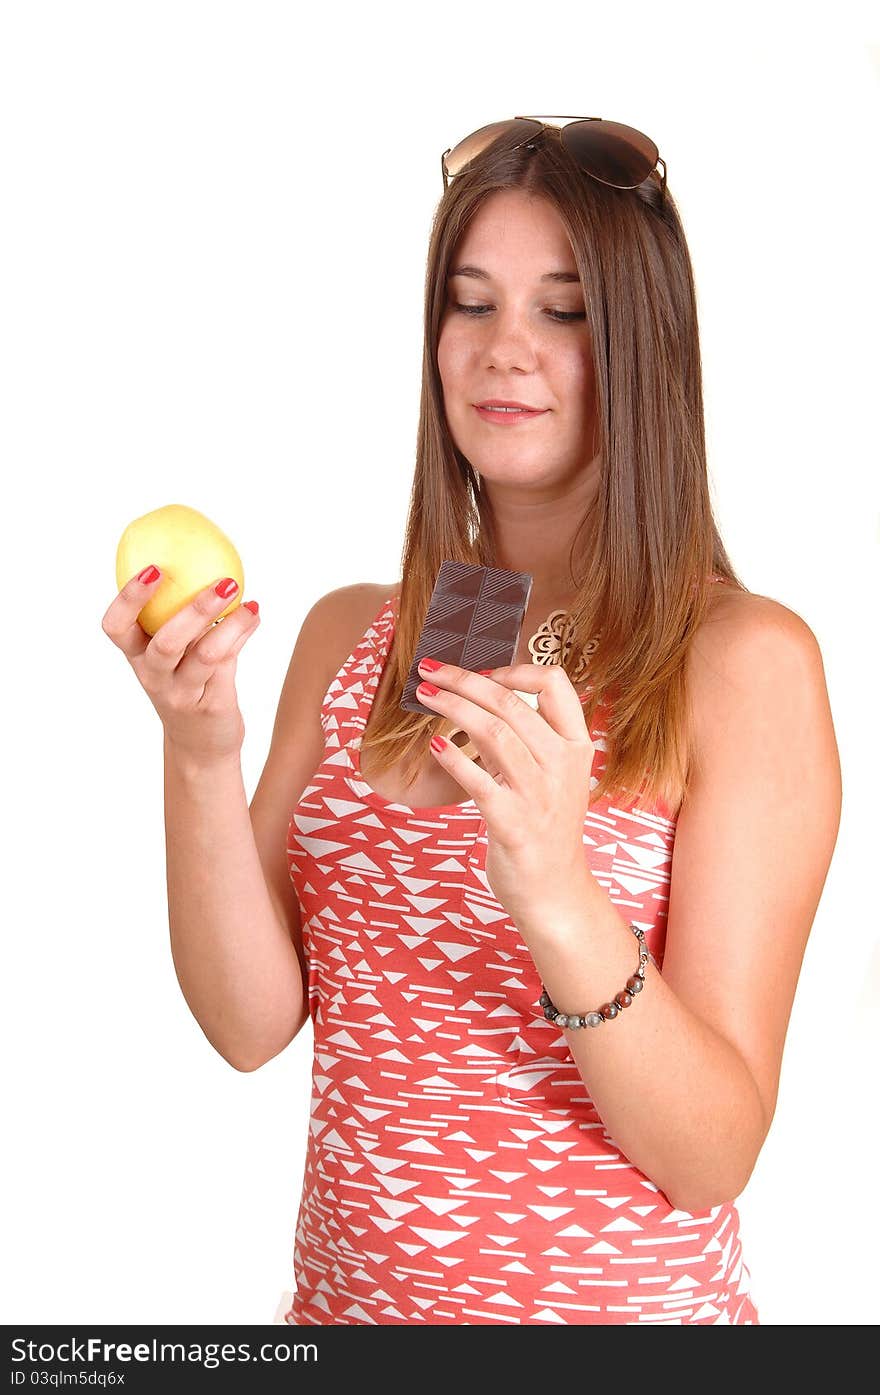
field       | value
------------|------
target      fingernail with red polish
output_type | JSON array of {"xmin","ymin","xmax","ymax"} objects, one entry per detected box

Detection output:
[
  {"xmin": 243, "ymin": 600, "xmax": 259, "ymax": 615},
  {"xmin": 418, "ymin": 657, "xmax": 443, "ymax": 672},
  {"xmin": 477, "ymin": 669, "xmax": 494, "ymax": 676},
  {"xmin": 430, "ymin": 735, "xmax": 447, "ymax": 753},
  {"xmin": 138, "ymin": 565, "xmax": 160, "ymax": 584}
]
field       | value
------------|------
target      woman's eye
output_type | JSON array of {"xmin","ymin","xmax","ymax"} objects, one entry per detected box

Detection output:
[{"xmin": 452, "ymin": 302, "xmax": 585, "ymax": 323}]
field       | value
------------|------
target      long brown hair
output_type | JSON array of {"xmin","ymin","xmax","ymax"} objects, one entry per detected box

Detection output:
[{"xmin": 359, "ymin": 124, "xmax": 747, "ymax": 816}]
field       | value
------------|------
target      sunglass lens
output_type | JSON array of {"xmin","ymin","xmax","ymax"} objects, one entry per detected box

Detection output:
[
  {"xmin": 562, "ymin": 119, "xmax": 658, "ymax": 188},
  {"xmin": 444, "ymin": 118, "xmax": 541, "ymax": 179}
]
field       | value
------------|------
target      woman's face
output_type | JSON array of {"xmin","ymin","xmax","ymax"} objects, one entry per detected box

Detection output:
[{"xmin": 437, "ymin": 188, "xmax": 599, "ymax": 489}]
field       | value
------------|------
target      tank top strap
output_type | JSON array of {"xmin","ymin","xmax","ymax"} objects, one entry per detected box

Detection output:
[{"xmin": 319, "ymin": 592, "xmax": 397, "ymax": 749}]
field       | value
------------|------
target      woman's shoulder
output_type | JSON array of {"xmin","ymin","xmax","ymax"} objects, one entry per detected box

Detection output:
[
  {"xmin": 688, "ymin": 583, "xmax": 826, "ymax": 763},
  {"xmin": 345, "ymin": 579, "xmax": 401, "ymax": 617},
  {"xmin": 698, "ymin": 582, "xmax": 821, "ymax": 653},
  {"xmin": 316, "ymin": 579, "xmax": 399, "ymax": 616},
  {"xmin": 317, "ymin": 579, "xmax": 400, "ymax": 654}
]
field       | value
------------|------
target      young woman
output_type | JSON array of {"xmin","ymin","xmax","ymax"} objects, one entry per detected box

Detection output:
[{"xmin": 102, "ymin": 116, "xmax": 842, "ymax": 1325}]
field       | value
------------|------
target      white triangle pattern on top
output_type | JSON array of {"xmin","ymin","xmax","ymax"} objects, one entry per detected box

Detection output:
[{"xmin": 281, "ymin": 591, "xmax": 758, "ymax": 1325}]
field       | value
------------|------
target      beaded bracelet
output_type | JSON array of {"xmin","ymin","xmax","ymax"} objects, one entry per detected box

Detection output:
[{"xmin": 540, "ymin": 923, "xmax": 651, "ymax": 1029}]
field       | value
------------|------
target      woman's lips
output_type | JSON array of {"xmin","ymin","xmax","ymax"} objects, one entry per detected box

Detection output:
[{"xmin": 474, "ymin": 405, "xmax": 549, "ymax": 424}]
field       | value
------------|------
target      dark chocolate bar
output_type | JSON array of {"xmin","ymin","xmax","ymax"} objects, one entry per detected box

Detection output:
[{"xmin": 400, "ymin": 560, "xmax": 533, "ymax": 715}]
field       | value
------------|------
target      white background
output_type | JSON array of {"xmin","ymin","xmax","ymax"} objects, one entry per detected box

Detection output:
[{"xmin": 2, "ymin": 0, "xmax": 878, "ymax": 1327}]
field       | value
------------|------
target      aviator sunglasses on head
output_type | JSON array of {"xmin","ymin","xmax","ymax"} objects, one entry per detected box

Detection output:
[{"xmin": 441, "ymin": 115, "xmax": 666, "ymax": 199}]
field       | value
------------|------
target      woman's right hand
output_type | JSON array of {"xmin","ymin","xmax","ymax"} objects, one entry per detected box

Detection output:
[{"xmin": 101, "ymin": 568, "xmax": 261, "ymax": 765}]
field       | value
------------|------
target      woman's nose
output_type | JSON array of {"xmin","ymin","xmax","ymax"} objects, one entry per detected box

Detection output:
[{"xmin": 481, "ymin": 315, "xmax": 540, "ymax": 371}]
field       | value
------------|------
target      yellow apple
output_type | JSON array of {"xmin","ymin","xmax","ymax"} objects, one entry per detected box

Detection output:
[{"xmin": 115, "ymin": 503, "xmax": 245, "ymax": 636}]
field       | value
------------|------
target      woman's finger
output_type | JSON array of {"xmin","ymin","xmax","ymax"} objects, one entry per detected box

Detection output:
[
  {"xmin": 476, "ymin": 663, "xmax": 591, "ymax": 742},
  {"xmin": 416, "ymin": 669, "xmax": 557, "ymax": 789},
  {"xmin": 419, "ymin": 664, "xmax": 583, "ymax": 765},
  {"xmin": 101, "ymin": 567, "xmax": 164, "ymax": 662},
  {"xmin": 436, "ymin": 688, "xmax": 539, "ymax": 764},
  {"xmin": 169, "ymin": 601, "xmax": 260, "ymax": 706},
  {"xmin": 428, "ymin": 728, "xmax": 506, "ymax": 808},
  {"xmin": 139, "ymin": 578, "xmax": 243, "ymax": 681}
]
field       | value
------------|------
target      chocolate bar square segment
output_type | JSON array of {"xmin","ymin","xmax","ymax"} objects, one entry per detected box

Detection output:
[{"xmin": 400, "ymin": 560, "xmax": 533, "ymax": 714}]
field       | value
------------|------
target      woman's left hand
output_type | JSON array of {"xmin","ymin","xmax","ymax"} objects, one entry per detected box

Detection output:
[{"xmin": 416, "ymin": 658, "xmax": 596, "ymax": 929}]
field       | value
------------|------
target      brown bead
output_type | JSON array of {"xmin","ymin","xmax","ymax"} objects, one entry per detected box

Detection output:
[
  {"xmin": 600, "ymin": 1002, "xmax": 619, "ymax": 1019},
  {"xmin": 615, "ymin": 990, "xmax": 633, "ymax": 1009}
]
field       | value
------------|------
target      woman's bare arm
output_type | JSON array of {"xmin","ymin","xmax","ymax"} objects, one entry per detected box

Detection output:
[
  {"xmin": 166, "ymin": 586, "xmax": 378, "ymax": 1070},
  {"xmin": 519, "ymin": 593, "xmax": 842, "ymax": 1211}
]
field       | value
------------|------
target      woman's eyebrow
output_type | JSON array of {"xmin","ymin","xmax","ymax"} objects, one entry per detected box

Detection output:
[{"xmin": 449, "ymin": 263, "xmax": 581, "ymax": 284}]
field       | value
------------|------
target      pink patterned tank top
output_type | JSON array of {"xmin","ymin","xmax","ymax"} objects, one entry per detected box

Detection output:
[{"xmin": 280, "ymin": 582, "xmax": 758, "ymax": 1325}]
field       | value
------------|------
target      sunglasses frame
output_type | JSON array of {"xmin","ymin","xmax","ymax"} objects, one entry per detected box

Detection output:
[{"xmin": 441, "ymin": 114, "xmax": 666, "ymax": 199}]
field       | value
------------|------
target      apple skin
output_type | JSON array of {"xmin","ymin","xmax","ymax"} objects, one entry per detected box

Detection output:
[{"xmin": 115, "ymin": 503, "xmax": 245, "ymax": 636}]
